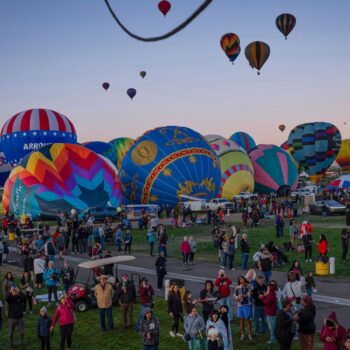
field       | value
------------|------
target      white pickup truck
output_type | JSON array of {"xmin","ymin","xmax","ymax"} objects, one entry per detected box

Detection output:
[
  {"xmin": 206, "ymin": 198, "xmax": 234, "ymax": 211},
  {"xmin": 232, "ymin": 192, "xmax": 258, "ymax": 201}
]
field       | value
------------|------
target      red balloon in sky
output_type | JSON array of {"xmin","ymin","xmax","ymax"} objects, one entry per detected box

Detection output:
[{"xmin": 158, "ymin": 0, "xmax": 171, "ymax": 17}]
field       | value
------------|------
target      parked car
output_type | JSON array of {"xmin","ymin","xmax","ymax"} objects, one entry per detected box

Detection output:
[
  {"xmin": 232, "ymin": 192, "xmax": 258, "ymax": 201},
  {"xmin": 291, "ymin": 188, "xmax": 311, "ymax": 197},
  {"xmin": 81, "ymin": 207, "xmax": 119, "ymax": 222},
  {"xmin": 309, "ymin": 200, "xmax": 346, "ymax": 215},
  {"xmin": 206, "ymin": 198, "xmax": 234, "ymax": 211}
]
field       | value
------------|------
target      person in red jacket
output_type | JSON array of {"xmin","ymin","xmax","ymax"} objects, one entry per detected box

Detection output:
[
  {"xmin": 180, "ymin": 236, "xmax": 191, "ymax": 266},
  {"xmin": 320, "ymin": 312, "xmax": 347, "ymax": 350},
  {"xmin": 214, "ymin": 269, "xmax": 233, "ymax": 321},
  {"xmin": 318, "ymin": 234, "xmax": 328, "ymax": 256},
  {"xmin": 261, "ymin": 280, "xmax": 278, "ymax": 344},
  {"xmin": 50, "ymin": 294, "xmax": 75, "ymax": 350}
]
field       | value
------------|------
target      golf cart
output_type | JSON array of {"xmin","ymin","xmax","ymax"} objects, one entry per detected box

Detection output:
[{"xmin": 67, "ymin": 255, "xmax": 135, "ymax": 312}]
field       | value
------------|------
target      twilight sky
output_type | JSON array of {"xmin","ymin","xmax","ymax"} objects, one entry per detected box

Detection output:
[{"xmin": 0, "ymin": 0, "xmax": 349, "ymax": 146}]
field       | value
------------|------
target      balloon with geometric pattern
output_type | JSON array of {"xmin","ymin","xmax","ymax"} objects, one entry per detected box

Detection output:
[
  {"xmin": 229, "ymin": 131, "xmax": 256, "ymax": 153},
  {"xmin": 109, "ymin": 137, "xmax": 134, "ymax": 171},
  {"xmin": 2, "ymin": 143, "xmax": 122, "ymax": 218}
]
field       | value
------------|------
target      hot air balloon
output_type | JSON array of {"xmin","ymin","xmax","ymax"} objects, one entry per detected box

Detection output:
[
  {"xmin": 119, "ymin": 126, "xmax": 221, "ymax": 206},
  {"xmin": 0, "ymin": 143, "xmax": 12, "ymax": 187},
  {"xmin": 127, "ymin": 88, "xmax": 137, "ymax": 100},
  {"xmin": 109, "ymin": 137, "xmax": 134, "ymax": 171},
  {"xmin": 206, "ymin": 137, "xmax": 255, "ymax": 198},
  {"xmin": 245, "ymin": 41, "xmax": 270, "ymax": 75},
  {"xmin": 102, "ymin": 82, "xmax": 110, "ymax": 90},
  {"xmin": 2, "ymin": 143, "xmax": 122, "ymax": 218},
  {"xmin": 140, "ymin": 71, "xmax": 146, "ymax": 79},
  {"xmin": 249, "ymin": 144, "xmax": 298, "ymax": 195},
  {"xmin": 0, "ymin": 108, "xmax": 77, "ymax": 167},
  {"xmin": 158, "ymin": 0, "xmax": 171, "ymax": 17},
  {"xmin": 279, "ymin": 124, "xmax": 286, "ymax": 132},
  {"xmin": 336, "ymin": 139, "xmax": 350, "ymax": 173},
  {"xmin": 287, "ymin": 122, "xmax": 342, "ymax": 178},
  {"xmin": 229, "ymin": 131, "xmax": 256, "ymax": 153},
  {"xmin": 276, "ymin": 13, "xmax": 296, "ymax": 39},
  {"xmin": 220, "ymin": 33, "xmax": 241, "ymax": 63},
  {"xmin": 82, "ymin": 141, "xmax": 117, "ymax": 165}
]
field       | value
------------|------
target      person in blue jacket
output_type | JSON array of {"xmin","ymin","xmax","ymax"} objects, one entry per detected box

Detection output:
[
  {"xmin": 43, "ymin": 261, "xmax": 60, "ymax": 307},
  {"xmin": 37, "ymin": 306, "xmax": 52, "ymax": 350}
]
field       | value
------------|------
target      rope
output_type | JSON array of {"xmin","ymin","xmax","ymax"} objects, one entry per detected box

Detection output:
[{"xmin": 103, "ymin": 0, "xmax": 214, "ymax": 42}]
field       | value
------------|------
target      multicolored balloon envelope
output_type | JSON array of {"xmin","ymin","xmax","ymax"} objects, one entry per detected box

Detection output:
[
  {"xmin": 229, "ymin": 131, "xmax": 256, "ymax": 153},
  {"xmin": 287, "ymin": 122, "xmax": 342, "ymax": 176},
  {"xmin": 82, "ymin": 141, "xmax": 117, "ymax": 165},
  {"xmin": 0, "ymin": 143, "xmax": 12, "ymax": 187},
  {"xmin": 109, "ymin": 137, "xmax": 134, "ymax": 171},
  {"xmin": 336, "ymin": 139, "xmax": 350, "ymax": 173},
  {"xmin": 249, "ymin": 144, "xmax": 298, "ymax": 194},
  {"xmin": 2, "ymin": 143, "xmax": 122, "ymax": 218},
  {"xmin": 207, "ymin": 137, "xmax": 254, "ymax": 199},
  {"xmin": 0, "ymin": 108, "xmax": 77, "ymax": 167},
  {"xmin": 119, "ymin": 126, "xmax": 221, "ymax": 206}
]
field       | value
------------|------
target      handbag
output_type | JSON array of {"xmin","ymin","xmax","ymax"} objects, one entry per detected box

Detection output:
[
  {"xmin": 183, "ymin": 317, "xmax": 196, "ymax": 342},
  {"xmin": 290, "ymin": 283, "xmax": 301, "ymax": 304}
]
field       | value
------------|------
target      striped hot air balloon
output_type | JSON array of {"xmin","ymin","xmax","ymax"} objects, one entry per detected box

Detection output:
[
  {"xmin": 245, "ymin": 41, "xmax": 270, "ymax": 74},
  {"xmin": 276, "ymin": 13, "xmax": 296, "ymax": 39}
]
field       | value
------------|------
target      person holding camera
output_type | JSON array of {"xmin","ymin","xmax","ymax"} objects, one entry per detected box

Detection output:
[
  {"xmin": 136, "ymin": 278, "xmax": 155, "ymax": 331},
  {"xmin": 140, "ymin": 307, "xmax": 160, "ymax": 350},
  {"xmin": 282, "ymin": 271, "xmax": 304, "ymax": 312},
  {"xmin": 214, "ymin": 270, "xmax": 233, "ymax": 321},
  {"xmin": 43, "ymin": 261, "xmax": 60, "ymax": 307}
]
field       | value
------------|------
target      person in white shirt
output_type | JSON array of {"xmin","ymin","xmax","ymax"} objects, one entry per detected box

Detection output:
[
  {"xmin": 34, "ymin": 256, "xmax": 46, "ymax": 289},
  {"xmin": 282, "ymin": 272, "xmax": 304, "ymax": 311}
]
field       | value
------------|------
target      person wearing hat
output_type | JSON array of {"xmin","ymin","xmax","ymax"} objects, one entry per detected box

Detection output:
[
  {"xmin": 297, "ymin": 295, "xmax": 316, "ymax": 350},
  {"xmin": 116, "ymin": 273, "xmax": 136, "ymax": 329},
  {"xmin": 50, "ymin": 293, "xmax": 75, "ymax": 350},
  {"xmin": 37, "ymin": 306, "xmax": 52, "ymax": 350},
  {"xmin": 6, "ymin": 286, "xmax": 26, "ymax": 349},
  {"xmin": 140, "ymin": 307, "xmax": 160, "ymax": 350},
  {"xmin": 94, "ymin": 274, "xmax": 115, "ymax": 331}
]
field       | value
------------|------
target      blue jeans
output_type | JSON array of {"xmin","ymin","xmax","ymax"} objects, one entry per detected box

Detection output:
[
  {"xmin": 99, "ymin": 307, "xmax": 114, "ymax": 331},
  {"xmin": 242, "ymin": 253, "xmax": 249, "ymax": 269},
  {"xmin": 49, "ymin": 255, "xmax": 55, "ymax": 262},
  {"xmin": 306, "ymin": 287, "xmax": 313, "ymax": 296},
  {"xmin": 254, "ymin": 305, "xmax": 267, "ymax": 333},
  {"xmin": 142, "ymin": 345, "xmax": 158, "ymax": 350},
  {"xmin": 263, "ymin": 270, "xmax": 272, "ymax": 284},
  {"xmin": 219, "ymin": 296, "xmax": 233, "ymax": 321},
  {"xmin": 220, "ymin": 251, "xmax": 227, "ymax": 267},
  {"xmin": 266, "ymin": 315, "xmax": 277, "ymax": 342}
]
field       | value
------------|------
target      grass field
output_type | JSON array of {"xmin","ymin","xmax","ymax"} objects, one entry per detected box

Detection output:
[{"xmin": 117, "ymin": 213, "xmax": 350, "ymax": 277}]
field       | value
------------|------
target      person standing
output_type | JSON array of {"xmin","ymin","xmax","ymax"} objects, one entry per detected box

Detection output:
[
  {"xmin": 184, "ymin": 308, "xmax": 206, "ymax": 350},
  {"xmin": 318, "ymin": 234, "xmax": 328, "ymax": 258},
  {"xmin": 34, "ymin": 255, "xmax": 46, "ymax": 289},
  {"xmin": 94, "ymin": 275, "xmax": 114, "ymax": 331},
  {"xmin": 240, "ymin": 234, "xmax": 250, "ymax": 270},
  {"xmin": 320, "ymin": 312, "xmax": 347, "ymax": 350},
  {"xmin": 227, "ymin": 237, "xmax": 236, "ymax": 270},
  {"xmin": 198, "ymin": 280, "xmax": 215, "ymax": 323},
  {"xmin": 214, "ymin": 270, "xmax": 233, "ymax": 321},
  {"xmin": 282, "ymin": 272, "xmax": 304, "ymax": 312},
  {"xmin": 116, "ymin": 274, "xmax": 136, "ymax": 329},
  {"xmin": 115, "ymin": 226, "xmax": 122, "ymax": 252},
  {"xmin": 341, "ymin": 229, "xmax": 350, "ymax": 262},
  {"xmin": 261, "ymin": 280, "xmax": 278, "ymax": 344},
  {"xmin": 258, "ymin": 247, "xmax": 273, "ymax": 284},
  {"xmin": 146, "ymin": 229, "xmax": 156, "ymax": 257},
  {"xmin": 303, "ymin": 231, "xmax": 313, "ymax": 263},
  {"xmin": 37, "ymin": 306, "xmax": 52, "ymax": 350},
  {"xmin": 137, "ymin": 278, "xmax": 154, "ymax": 330},
  {"xmin": 155, "ymin": 251, "xmax": 167, "ymax": 290},
  {"xmin": 19, "ymin": 271, "xmax": 35, "ymax": 314},
  {"xmin": 50, "ymin": 294, "xmax": 75, "ymax": 350},
  {"xmin": 252, "ymin": 276, "xmax": 268, "ymax": 336},
  {"xmin": 188, "ymin": 236, "xmax": 197, "ymax": 264},
  {"xmin": 305, "ymin": 272, "xmax": 316, "ymax": 296},
  {"xmin": 297, "ymin": 295, "xmax": 316, "ymax": 350},
  {"xmin": 140, "ymin": 307, "xmax": 160, "ymax": 350},
  {"xmin": 0, "ymin": 237, "xmax": 4, "ymax": 266},
  {"xmin": 124, "ymin": 230, "xmax": 133, "ymax": 255},
  {"xmin": 180, "ymin": 236, "xmax": 191, "ymax": 266},
  {"xmin": 44, "ymin": 237, "xmax": 56, "ymax": 263},
  {"xmin": 274, "ymin": 299, "xmax": 297, "ymax": 350},
  {"xmin": 167, "ymin": 284, "xmax": 183, "ymax": 337},
  {"xmin": 43, "ymin": 261, "xmax": 60, "ymax": 307},
  {"xmin": 6, "ymin": 286, "xmax": 25, "ymax": 349},
  {"xmin": 206, "ymin": 310, "xmax": 228, "ymax": 350},
  {"xmin": 60, "ymin": 260, "xmax": 75, "ymax": 292}
]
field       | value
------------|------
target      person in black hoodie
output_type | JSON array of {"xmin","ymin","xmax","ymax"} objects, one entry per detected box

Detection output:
[
  {"xmin": 116, "ymin": 273, "xmax": 136, "ymax": 329},
  {"xmin": 60, "ymin": 260, "xmax": 75, "ymax": 292},
  {"xmin": 297, "ymin": 295, "xmax": 316, "ymax": 350},
  {"xmin": 274, "ymin": 298, "xmax": 297, "ymax": 350},
  {"xmin": 37, "ymin": 306, "xmax": 52, "ymax": 350},
  {"xmin": 167, "ymin": 284, "xmax": 183, "ymax": 338},
  {"xmin": 341, "ymin": 229, "xmax": 350, "ymax": 262},
  {"xmin": 6, "ymin": 286, "xmax": 26, "ymax": 349},
  {"xmin": 155, "ymin": 251, "xmax": 167, "ymax": 290}
]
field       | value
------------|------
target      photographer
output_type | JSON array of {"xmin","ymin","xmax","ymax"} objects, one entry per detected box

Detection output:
[
  {"xmin": 140, "ymin": 307, "xmax": 160, "ymax": 350},
  {"xmin": 214, "ymin": 270, "xmax": 233, "ymax": 321},
  {"xmin": 282, "ymin": 272, "xmax": 304, "ymax": 312},
  {"xmin": 43, "ymin": 261, "xmax": 60, "ymax": 307},
  {"xmin": 136, "ymin": 278, "xmax": 155, "ymax": 331}
]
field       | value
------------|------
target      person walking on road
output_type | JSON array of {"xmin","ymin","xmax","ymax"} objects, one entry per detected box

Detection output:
[{"xmin": 155, "ymin": 251, "xmax": 167, "ymax": 290}]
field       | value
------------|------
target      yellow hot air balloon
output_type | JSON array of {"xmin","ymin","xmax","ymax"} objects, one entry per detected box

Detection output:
[{"xmin": 336, "ymin": 139, "xmax": 350, "ymax": 173}]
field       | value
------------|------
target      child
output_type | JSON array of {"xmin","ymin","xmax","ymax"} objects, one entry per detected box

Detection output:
[
  {"xmin": 305, "ymin": 271, "xmax": 316, "ymax": 296},
  {"xmin": 37, "ymin": 306, "xmax": 52, "ymax": 350}
]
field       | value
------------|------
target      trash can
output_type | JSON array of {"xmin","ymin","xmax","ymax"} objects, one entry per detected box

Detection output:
[
  {"xmin": 315, "ymin": 260, "xmax": 329, "ymax": 276},
  {"xmin": 8, "ymin": 231, "xmax": 16, "ymax": 241},
  {"xmin": 329, "ymin": 257, "xmax": 335, "ymax": 275}
]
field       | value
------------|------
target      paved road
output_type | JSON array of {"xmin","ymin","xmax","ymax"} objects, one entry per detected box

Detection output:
[{"xmin": 5, "ymin": 247, "xmax": 350, "ymax": 330}]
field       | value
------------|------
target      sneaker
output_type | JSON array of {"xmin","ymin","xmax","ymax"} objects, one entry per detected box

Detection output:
[
  {"xmin": 240, "ymin": 335, "xmax": 245, "ymax": 341},
  {"xmin": 169, "ymin": 330, "xmax": 176, "ymax": 338},
  {"xmin": 305, "ymin": 260, "xmax": 308, "ymax": 263},
  {"xmin": 309, "ymin": 259, "xmax": 312, "ymax": 263},
  {"xmin": 30, "ymin": 311, "xmax": 33, "ymax": 315},
  {"xmin": 231, "ymin": 268, "xmax": 235, "ymax": 270},
  {"xmin": 219, "ymin": 266, "xmax": 225, "ymax": 269},
  {"xmin": 176, "ymin": 333, "xmax": 183, "ymax": 337},
  {"xmin": 248, "ymin": 335, "xmax": 253, "ymax": 341}
]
